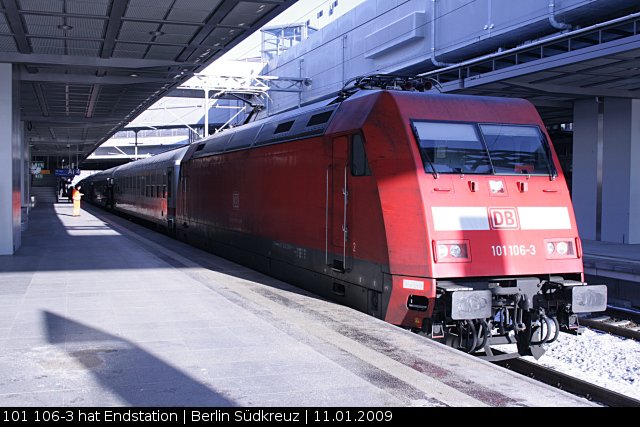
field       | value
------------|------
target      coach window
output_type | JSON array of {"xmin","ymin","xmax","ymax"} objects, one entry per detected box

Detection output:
[{"xmin": 351, "ymin": 134, "xmax": 371, "ymax": 176}]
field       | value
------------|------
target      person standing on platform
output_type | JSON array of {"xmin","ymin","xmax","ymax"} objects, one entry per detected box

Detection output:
[
  {"xmin": 58, "ymin": 179, "xmax": 65, "ymax": 199},
  {"xmin": 67, "ymin": 181, "xmax": 74, "ymax": 203},
  {"xmin": 72, "ymin": 184, "xmax": 84, "ymax": 217}
]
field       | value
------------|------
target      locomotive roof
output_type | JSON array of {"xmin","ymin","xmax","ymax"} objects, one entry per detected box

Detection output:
[
  {"xmin": 184, "ymin": 88, "xmax": 540, "ymax": 161},
  {"xmin": 325, "ymin": 89, "xmax": 541, "ymax": 134},
  {"xmin": 188, "ymin": 98, "xmax": 339, "ymax": 160},
  {"xmin": 90, "ymin": 88, "xmax": 540, "ymax": 177}
]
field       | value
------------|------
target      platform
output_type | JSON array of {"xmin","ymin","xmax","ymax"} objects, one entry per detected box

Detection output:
[
  {"xmin": 582, "ymin": 240, "xmax": 640, "ymax": 307},
  {"xmin": 0, "ymin": 201, "xmax": 595, "ymax": 407},
  {"xmin": 583, "ymin": 239, "xmax": 640, "ymax": 277}
]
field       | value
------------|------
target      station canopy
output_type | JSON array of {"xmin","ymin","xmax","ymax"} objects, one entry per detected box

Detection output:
[{"xmin": 0, "ymin": 0, "xmax": 296, "ymax": 161}]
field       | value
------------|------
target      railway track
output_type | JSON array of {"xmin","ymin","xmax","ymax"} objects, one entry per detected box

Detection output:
[
  {"xmin": 492, "ymin": 351, "xmax": 640, "ymax": 407},
  {"xmin": 607, "ymin": 305, "xmax": 640, "ymax": 322},
  {"xmin": 579, "ymin": 305, "xmax": 640, "ymax": 341}
]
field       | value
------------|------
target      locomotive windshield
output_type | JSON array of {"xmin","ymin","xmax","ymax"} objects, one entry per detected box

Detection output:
[{"xmin": 412, "ymin": 121, "xmax": 555, "ymax": 176}]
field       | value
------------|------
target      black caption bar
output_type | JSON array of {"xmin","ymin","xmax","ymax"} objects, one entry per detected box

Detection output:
[{"xmin": 1, "ymin": 408, "xmax": 402, "ymax": 426}]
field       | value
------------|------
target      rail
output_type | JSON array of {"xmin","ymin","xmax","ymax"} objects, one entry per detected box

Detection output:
[
  {"xmin": 493, "ymin": 352, "xmax": 640, "ymax": 407},
  {"xmin": 579, "ymin": 306, "xmax": 640, "ymax": 341}
]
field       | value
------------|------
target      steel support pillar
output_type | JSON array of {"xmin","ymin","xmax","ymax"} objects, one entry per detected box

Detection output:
[
  {"xmin": 0, "ymin": 63, "xmax": 23, "ymax": 254},
  {"xmin": 572, "ymin": 99, "xmax": 600, "ymax": 241},
  {"xmin": 600, "ymin": 98, "xmax": 640, "ymax": 243}
]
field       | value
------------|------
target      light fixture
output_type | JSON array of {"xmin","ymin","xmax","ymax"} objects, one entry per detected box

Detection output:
[
  {"xmin": 149, "ymin": 30, "xmax": 164, "ymax": 36},
  {"xmin": 433, "ymin": 240, "xmax": 471, "ymax": 263},
  {"xmin": 544, "ymin": 239, "xmax": 577, "ymax": 259},
  {"xmin": 556, "ymin": 241, "xmax": 569, "ymax": 255},
  {"xmin": 58, "ymin": 24, "xmax": 73, "ymax": 31}
]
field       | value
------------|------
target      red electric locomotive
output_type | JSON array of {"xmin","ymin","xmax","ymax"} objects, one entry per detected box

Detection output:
[{"xmin": 84, "ymin": 75, "xmax": 607, "ymax": 359}]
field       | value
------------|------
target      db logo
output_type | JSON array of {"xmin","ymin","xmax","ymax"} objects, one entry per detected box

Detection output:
[{"xmin": 488, "ymin": 208, "xmax": 519, "ymax": 229}]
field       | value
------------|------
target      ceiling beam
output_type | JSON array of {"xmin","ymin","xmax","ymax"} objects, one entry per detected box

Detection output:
[
  {"xmin": 176, "ymin": 1, "xmax": 239, "ymax": 62},
  {"xmin": 121, "ymin": 17, "xmax": 244, "ymax": 30},
  {"xmin": 243, "ymin": 0, "xmax": 290, "ymax": 4},
  {"xmin": 3, "ymin": 0, "xmax": 31, "ymax": 54},
  {"xmin": 29, "ymin": 142, "xmax": 96, "ymax": 150},
  {"xmin": 180, "ymin": 0, "xmax": 298, "ymax": 65},
  {"xmin": 33, "ymin": 83, "xmax": 50, "ymax": 117},
  {"xmin": 524, "ymin": 98, "xmax": 574, "ymax": 109},
  {"xmin": 101, "ymin": 0, "xmax": 128, "ymax": 59},
  {"xmin": 86, "ymin": 85, "xmax": 101, "ymax": 119},
  {"xmin": 29, "ymin": 140, "xmax": 97, "ymax": 145},
  {"xmin": 506, "ymin": 81, "xmax": 640, "ymax": 98},
  {"xmin": 0, "ymin": 53, "xmax": 195, "ymax": 69},
  {"xmin": 23, "ymin": 115, "xmax": 124, "ymax": 125},
  {"xmin": 166, "ymin": 88, "xmax": 206, "ymax": 98},
  {"xmin": 21, "ymin": 72, "xmax": 175, "ymax": 85}
]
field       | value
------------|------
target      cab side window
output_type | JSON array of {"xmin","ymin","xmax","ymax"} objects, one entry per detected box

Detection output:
[{"xmin": 351, "ymin": 134, "xmax": 371, "ymax": 177}]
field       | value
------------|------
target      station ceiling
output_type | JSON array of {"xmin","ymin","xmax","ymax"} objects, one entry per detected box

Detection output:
[
  {"xmin": 0, "ymin": 0, "xmax": 296, "ymax": 162},
  {"xmin": 424, "ymin": 13, "xmax": 640, "ymax": 126}
]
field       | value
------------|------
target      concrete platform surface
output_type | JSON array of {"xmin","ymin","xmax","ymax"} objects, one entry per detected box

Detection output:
[
  {"xmin": 583, "ymin": 239, "xmax": 640, "ymax": 271},
  {"xmin": 581, "ymin": 240, "xmax": 640, "ymax": 306},
  {"xmin": 0, "ymin": 202, "xmax": 595, "ymax": 407}
]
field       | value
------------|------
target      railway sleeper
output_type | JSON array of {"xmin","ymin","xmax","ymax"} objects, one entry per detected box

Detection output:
[{"xmin": 423, "ymin": 277, "xmax": 607, "ymax": 360}]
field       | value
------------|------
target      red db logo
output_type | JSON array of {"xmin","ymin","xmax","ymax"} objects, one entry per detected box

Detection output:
[{"xmin": 489, "ymin": 208, "xmax": 519, "ymax": 229}]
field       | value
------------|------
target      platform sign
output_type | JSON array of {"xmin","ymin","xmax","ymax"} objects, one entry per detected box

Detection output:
[
  {"xmin": 55, "ymin": 169, "xmax": 76, "ymax": 177},
  {"xmin": 30, "ymin": 161, "xmax": 44, "ymax": 179}
]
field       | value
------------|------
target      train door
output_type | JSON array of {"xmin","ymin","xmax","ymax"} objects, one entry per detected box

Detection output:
[
  {"xmin": 107, "ymin": 178, "xmax": 114, "ymax": 208},
  {"xmin": 166, "ymin": 168, "xmax": 175, "ymax": 232},
  {"xmin": 330, "ymin": 136, "xmax": 350, "ymax": 272},
  {"xmin": 181, "ymin": 170, "xmax": 188, "ymax": 228}
]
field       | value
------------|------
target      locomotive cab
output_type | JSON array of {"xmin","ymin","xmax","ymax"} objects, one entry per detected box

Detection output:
[
  {"xmin": 405, "ymin": 96, "xmax": 603, "ymax": 359},
  {"xmin": 339, "ymin": 78, "xmax": 608, "ymax": 360}
]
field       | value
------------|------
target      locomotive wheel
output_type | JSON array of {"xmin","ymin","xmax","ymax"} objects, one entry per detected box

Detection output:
[{"xmin": 445, "ymin": 321, "xmax": 479, "ymax": 353}]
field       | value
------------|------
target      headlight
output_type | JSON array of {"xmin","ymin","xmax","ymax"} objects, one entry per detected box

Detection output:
[
  {"xmin": 437, "ymin": 244, "xmax": 449, "ymax": 259},
  {"xmin": 556, "ymin": 241, "xmax": 569, "ymax": 255},
  {"xmin": 546, "ymin": 242, "xmax": 555, "ymax": 255},
  {"xmin": 544, "ymin": 239, "xmax": 576, "ymax": 259},
  {"xmin": 449, "ymin": 245, "xmax": 462, "ymax": 258},
  {"xmin": 433, "ymin": 240, "xmax": 471, "ymax": 263}
]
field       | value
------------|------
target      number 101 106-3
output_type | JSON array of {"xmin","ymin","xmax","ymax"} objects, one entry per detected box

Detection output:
[{"xmin": 491, "ymin": 244, "xmax": 536, "ymax": 256}]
